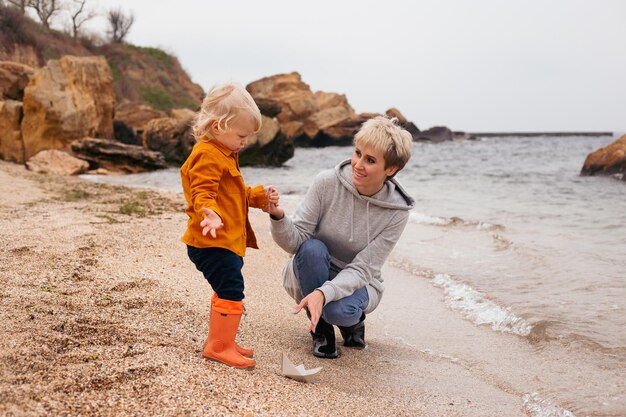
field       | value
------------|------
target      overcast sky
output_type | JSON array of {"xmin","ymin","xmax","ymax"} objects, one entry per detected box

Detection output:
[{"xmin": 78, "ymin": 0, "xmax": 626, "ymax": 132}]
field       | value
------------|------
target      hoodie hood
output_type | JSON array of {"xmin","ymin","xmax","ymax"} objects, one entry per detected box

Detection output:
[{"xmin": 335, "ymin": 159, "xmax": 415, "ymax": 211}]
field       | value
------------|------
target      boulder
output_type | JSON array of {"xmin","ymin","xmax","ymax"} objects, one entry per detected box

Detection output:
[
  {"xmin": 415, "ymin": 126, "xmax": 453, "ymax": 143},
  {"xmin": 246, "ymin": 72, "xmax": 424, "ymax": 148},
  {"xmin": 115, "ymin": 101, "xmax": 167, "ymax": 133},
  {"xmin": 142, "ymin": 114, "xmax": 195, "ymax": 165},
  {"xmin": 247, "ymin": 72, "xmax": 317, "ymax": 125},
  {"xmin": 239, "ymin": 116, "xmax": 294, "ymax": 167},
  {"xmin": 0, "ymin": 100, "xmax": 25, "ymax": 163},
  {"xmin": 314, "ymin": 91, "xmax": 354, "ymax": 113},
  {"xmin": 385, "ymin": 108, "xmax": 420, "ymax": 140},
  {"xmin": 299, "ymin": 92, "xmax": 356, "ymax": 141},
  {"xmin": 170, "ymin": 108, "xmax": 196, "ymax": 122},
  {"xmin": 0, "ymin": 61, "xmax": 35, "ymax": 101},
  {"xmin": 581, "ymin": 134, "xmax": 626, "ymax": 180},
  {"xmin": 21, "ymin": 56, "xmax": 115, "ymax": 160},
  {"xmin": 25, "ymin": 149, "xmax": 89, "ymax": 176},
  {"xmin": 113, "ymin": 120, "xmax": 140, "ymax": 145},
  {"xmin": 255, "ymin": 98, "xmax": 282, "ymax": 118},
  {"xmin": 301, "ymin": 105, "xmax": 354, "ymax": 143},
  {"xmin": 71, "ymin": 137, "xmax": 167, "ymax": 174},
  {"xmin": 314, "ymin": 113, "xmax": 382, "ymax": 147}
]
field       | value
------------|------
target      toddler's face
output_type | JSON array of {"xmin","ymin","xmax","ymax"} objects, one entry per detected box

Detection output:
[{"xmin": 214, "ymin": 113, "xmax": 257, "ymax": 153}]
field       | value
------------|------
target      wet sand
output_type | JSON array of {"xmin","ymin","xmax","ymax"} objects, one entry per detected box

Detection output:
[{"xmin": 1, "ymin": 160, "xmax": 617, "ymax": 416}]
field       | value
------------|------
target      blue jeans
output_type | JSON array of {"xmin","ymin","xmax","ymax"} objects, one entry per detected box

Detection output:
[
  {"xmin": 293, "ymin": 239, "xmax": 369, "ymax": 327},
  {"xmin": 187, "ymin": 246, "xmax": 245, "ymax": 301}
]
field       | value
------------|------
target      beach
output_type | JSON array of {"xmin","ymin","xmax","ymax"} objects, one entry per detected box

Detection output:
[{"xmin": 1, "ymin": 157, "xmax": 623, "ymax": 417}]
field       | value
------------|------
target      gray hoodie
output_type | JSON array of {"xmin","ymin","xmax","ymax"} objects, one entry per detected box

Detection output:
[{"xmin": 270, "ymin": 159, "xmax": 415, "ymax": 313}]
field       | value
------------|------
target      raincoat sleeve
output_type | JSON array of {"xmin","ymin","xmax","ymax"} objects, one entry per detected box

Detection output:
[
  {"xmin": 188, "ymin": 150, "xmax": 224, "ymax": 221},
  {"xmin": 247, "ymin": 185, "xmax": 268, "ymax": 210}
]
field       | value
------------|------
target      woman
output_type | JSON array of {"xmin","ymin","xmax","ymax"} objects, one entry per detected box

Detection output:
[{"xmin": 268, "ymin": 116, "xmax": 415, "ymax": 358}]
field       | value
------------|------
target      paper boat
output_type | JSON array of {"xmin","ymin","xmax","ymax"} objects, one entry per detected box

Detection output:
[{"xmin": 281, "ymin": 353, "xmax": 322, "ymax": 382}]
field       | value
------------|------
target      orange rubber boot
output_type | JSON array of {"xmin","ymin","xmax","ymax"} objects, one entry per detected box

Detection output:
[
  {"xmin": 203, "ymin": 336, "xmax": 253, "ymax": 358},
  {"xmin": 202, "ymin": 297, "xmax": 255, "ymax": 369},
  {"xmin": 210, "ymin": 294, "xmax": 253, "ymax": 358}
]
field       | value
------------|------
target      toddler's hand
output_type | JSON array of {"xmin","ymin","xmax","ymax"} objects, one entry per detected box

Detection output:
[
  {"xmin": 200, "ymin": 207, "xmax": 224, "ymax": 238},
  {"xmin": 265, "ymin": 186, "xmax": 284, "ymax": 219},
  {"xmin": 263, "ymin": 186, "xmax": 280, "ymax": 211}
]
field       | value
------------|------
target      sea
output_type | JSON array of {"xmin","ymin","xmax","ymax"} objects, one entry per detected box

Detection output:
[{"xmin": 83, "ymin": 134, "xmax": 625, "ymax": 416}]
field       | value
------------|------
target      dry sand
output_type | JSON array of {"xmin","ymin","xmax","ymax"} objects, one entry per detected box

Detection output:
[{"xmin": 0, "ymin": 160, "xmax": 532, "ymax": 417}]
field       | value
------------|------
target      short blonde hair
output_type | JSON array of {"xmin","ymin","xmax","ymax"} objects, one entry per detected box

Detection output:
[
  {"xmin": 354, "ymin": 116, "xmax": 412, "ymax": 175},
  {"xmin": 192, "ymin": 83, "xmax": 262, "ymax": 142}
]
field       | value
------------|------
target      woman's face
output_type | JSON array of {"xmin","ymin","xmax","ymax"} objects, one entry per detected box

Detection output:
[{"xmin": 351, "ymin": 145, "xmax": 398, "ymax": 196}]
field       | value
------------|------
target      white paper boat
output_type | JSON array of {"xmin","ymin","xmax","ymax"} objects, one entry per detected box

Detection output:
[{"xmin": 281, "ymin": 353, "xmax": 322, "ymax": 382}]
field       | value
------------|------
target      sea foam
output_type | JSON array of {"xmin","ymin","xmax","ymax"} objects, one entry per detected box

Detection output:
[
  {"xmin": 522, "ymin": 393, "xmax": 576, "ymax": 417},
  {"xmin": 409, "ymin": 211, "xmax": 450, "ymax": 226},
  {"xmin": 432, "ymin": 274, "xmax": 532, "ymax": 336}
]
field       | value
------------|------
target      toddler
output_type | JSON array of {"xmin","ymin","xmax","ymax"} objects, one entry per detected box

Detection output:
[{"xmin": 181, "ymin": 83, "xmax": 279, "ymax": 369}]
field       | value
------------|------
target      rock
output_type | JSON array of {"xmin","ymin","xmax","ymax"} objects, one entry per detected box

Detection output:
[
  {"xmin": 247, "ymin": 72, "xmax": 317, "ymax": 125},
  {"xmin": 247, "ymin": 72, "xmax": 423, "ymax": 147},
  {"xmin": 300, "ymin": 105, "xmax": 355, "ymax": 144},
  {"xmin": 314, "ymin": 91, "xmax": 354, "ymax": 113},
  {"xmin": 314, "ymin": 113, "xmax": 382, "ymax": 147},
  {"xmin": 280, "ymin": 121, "xmax": 304, "ymax": 141},
  {"xmin": 0, "ymin": 61, "xmax": 35, "ymax": 101},
  {"xmin": 239, "ymin": 116, "xmax": 294, "ymax": 166},
  {"xmin": 170, "ymin": 108, "xmax": 196, "ymax": 122},
  {"xmin": 415, "ymin": 126, "xmax": 453, "ymax": 143},
  {"xmin": 25, "ymin": 149, "xmax": 89, "ymax": 176},
  {"xmin": 385, "ymin": 108, "xmax": 420, "ymax": 140},
  {"xmin": 71, "ymin": 137, "xmax": 167, "ymax": 174},
  {"xmin": 115, "ymin": 101, "xmax": 167, "ymax": 133},
  {"xmin": 21, "ymin": 56, "xmax": 115, "ymax": 160},
  {"xmin": 113, "ymin": 120, "xmax": 140, "ymax": 145},
  {"xmin": 255, "ymin": 98, "xmax": 282, "ymax": 118},
  {"xmin": 581, "ymin": 134, "xmax": 626, "ymax": 180},
  {"xmin": 0, "ymin": 100, "xmax": 25, "ymax": 163},
  {"xmin": 142, "ymin": 116, "xmax": 195, "ymax": 165},
  {"xmin": 112, "ymin": 102, "xmax": 163, "ymax": 145}
]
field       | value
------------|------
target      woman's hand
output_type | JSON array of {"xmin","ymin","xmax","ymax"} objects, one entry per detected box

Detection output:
[
  {"xmin": 294, "ymin": 289, "xmax": 325, "ymax": 332},
  {"xmin": 200, "ymin": 207, "xmax": 223, "ymax": 238}
]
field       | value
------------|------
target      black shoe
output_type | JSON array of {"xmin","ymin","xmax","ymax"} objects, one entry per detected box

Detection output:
[
  {"xmin": 310, "ymin": 317, "xmax": 338, "ymax": 359},
  {"xmin": 338, "ymin": 313, "xmax": 367, "ymax": 349}
]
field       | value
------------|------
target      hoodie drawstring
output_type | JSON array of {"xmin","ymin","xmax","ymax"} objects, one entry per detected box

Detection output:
[
  {"xmin": 349, "ymin": 195, "xmax": 355, "ymax": 242},
  {"xmin": 366, "ymin": 201, "xmax": 371, "ymax": 265}
]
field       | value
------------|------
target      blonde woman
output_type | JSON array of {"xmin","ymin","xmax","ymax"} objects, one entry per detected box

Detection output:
[{"xmin": 268, "ymin": 116, "xmax": 414, "ymax": 358}]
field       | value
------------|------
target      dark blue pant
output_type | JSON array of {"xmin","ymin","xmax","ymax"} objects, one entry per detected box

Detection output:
[
  {"xmin": 187, "ymin": 246, "xmax": 245, "ymax": 301},
  {"xmin": 293, "ymin": 239, "xmax": 368, "ymax": 327}
]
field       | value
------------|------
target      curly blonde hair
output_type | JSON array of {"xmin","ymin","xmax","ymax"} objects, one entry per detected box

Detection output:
[{"xmin": 192, "ymin": 83, "xmax": 262, "ymax": 142}]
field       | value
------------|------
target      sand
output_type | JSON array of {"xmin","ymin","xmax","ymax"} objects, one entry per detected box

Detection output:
[{"xmin": 0, "ymin": 160, "xmax": 543, "ymax": 417}]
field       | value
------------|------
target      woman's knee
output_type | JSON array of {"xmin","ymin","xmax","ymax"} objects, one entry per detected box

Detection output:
[
  {"xmin": 323, "ymin": 300, "xmax": 361, "ymax": 327},
  {"xmin": 296, "ymin": 239, "xmax": 330, "ymax": 262},
  {"xmin": 294, "ymin": 239, "xmax": 331, "ymax": 293}
]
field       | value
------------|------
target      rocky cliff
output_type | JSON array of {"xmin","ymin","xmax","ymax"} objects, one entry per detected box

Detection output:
[{"xmin": 0, "ymin": 5, "xmax": 203, "ymax": 112}]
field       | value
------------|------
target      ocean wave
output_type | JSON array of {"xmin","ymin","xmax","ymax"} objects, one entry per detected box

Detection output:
[
  {"xmin": 408, "ymin": 212, "xmax": 451, "ymax": 226},
  {"xmin": 522, "ymin": 393, "xmax": 576, "ymax": 417},
  {"xmin": 409, "ymin": 211, "xmax": 506, "ymax": 232},
  {"xmin": 431, "ymin": 274, "xmax": 532, "ymax": 336}
]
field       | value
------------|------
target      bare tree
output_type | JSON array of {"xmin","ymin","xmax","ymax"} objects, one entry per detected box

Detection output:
[
  {"xmin": 6, "ymin": 0, "xmax": 28, "ymax": 14},
  {"xmin": 67, "ymin": 0, "xmax": 95, "ymax": 38},
  {"xmin": 107, "ymin": 8, "xmax": 134, "ymax": 43},
  {"xmin": 27, "ymin": 0, "xmax": 61, "ymax": 29}
]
